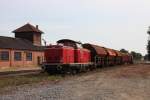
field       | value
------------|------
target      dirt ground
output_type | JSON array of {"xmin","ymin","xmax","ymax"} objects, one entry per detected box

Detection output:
[{"xmin": 0, "ymin": 64, "xmax": 150, "ymax": 100}]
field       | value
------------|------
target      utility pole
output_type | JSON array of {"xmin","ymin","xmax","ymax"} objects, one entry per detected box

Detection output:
[
  {"xmin": 42, "ymin": 38, "xmax": 47, "ymax": 46},
  {"xmin": 147, "ymin": 27, "xmax": 150, "ymax": 61}
]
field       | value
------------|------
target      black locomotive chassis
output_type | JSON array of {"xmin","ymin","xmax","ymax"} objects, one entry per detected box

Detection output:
[{"xmin": 42, "ymin": 63, "xmax": 94, "ymax": 74}]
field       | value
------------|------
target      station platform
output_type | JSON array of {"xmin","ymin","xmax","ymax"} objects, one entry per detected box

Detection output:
[{"xmin": 0, "ymin": 66, "xmax": 41, "ymax": 72}]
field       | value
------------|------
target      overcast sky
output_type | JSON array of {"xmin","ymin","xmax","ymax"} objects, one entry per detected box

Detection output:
[{"xmin": 0, "ymin": 0, "xmax": 150, "ymax": 55}]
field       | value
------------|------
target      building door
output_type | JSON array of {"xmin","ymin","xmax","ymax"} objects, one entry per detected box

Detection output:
[{"xmin": 37, "ymin": 56, "xmax": 41, "ymax": 65}]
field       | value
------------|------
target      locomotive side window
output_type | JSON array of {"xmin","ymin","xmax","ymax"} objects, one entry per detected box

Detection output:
[{"xmin": 58, "ymin": 43, "xmax": 64, "ymax": 46}]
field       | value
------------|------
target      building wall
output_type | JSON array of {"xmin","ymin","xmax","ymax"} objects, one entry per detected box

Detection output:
[
  {"xmin": 15, "ymin": 32, "xmax": 33, "ymax": 43},
  {"xmin": 0, "ymin": 49, "xmax": 10, "ymax": 68},
  {"xmin": 0, "ymin": 49, "xmax": 44, "ymax": 69},
  {"xmin": 33, "ymin": 33, "xmax": 41, "ymax": 46},
  {"xmin": 15, "ymin": 32, "xmax": 41, "ymax": 46}
]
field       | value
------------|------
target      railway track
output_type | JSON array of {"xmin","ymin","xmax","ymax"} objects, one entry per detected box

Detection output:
[{"xmin": 0, "ymin": 69, "xmax": 42, "ymax": 77}]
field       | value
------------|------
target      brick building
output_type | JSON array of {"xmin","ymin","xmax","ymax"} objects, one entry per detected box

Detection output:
[{"xmin": 0, "ymin": 23, "xmax": 44, "ymax": 69}]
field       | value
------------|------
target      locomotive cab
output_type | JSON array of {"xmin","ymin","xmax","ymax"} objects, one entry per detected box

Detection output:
[{"xmin": 57, "ymin": 39, "xmax": 91, "ymax": 63}]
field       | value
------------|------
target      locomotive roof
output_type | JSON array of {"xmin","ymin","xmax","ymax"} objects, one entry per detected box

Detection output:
[
  {"xmin": 57, "ymin": 39, "xmax": 81, "ymax": 44},
  {"xmin": 45, "ymin": 45, "xmax": 74, "ymax": 49}
]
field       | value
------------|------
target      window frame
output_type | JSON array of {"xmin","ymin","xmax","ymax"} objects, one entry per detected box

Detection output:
[
  {"xmin": 14, "ymin": 52, "xmax": 22, "ymax": 61},
  {"xmin": 26, "ymin": 52, "xmax": 32, "ymax": 61},
  {"xmin": 0, "ymin": 51, "xmax": 9, "ymax": 61}
]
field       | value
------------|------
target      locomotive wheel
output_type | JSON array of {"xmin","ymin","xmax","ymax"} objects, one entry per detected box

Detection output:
[
  {"xmin": 86, "ymin": 67, "xmax": 90, "ymax": 72},
  {"xmin": 89, "ymin": 67, "xmax": 94, "ymax": 71}
]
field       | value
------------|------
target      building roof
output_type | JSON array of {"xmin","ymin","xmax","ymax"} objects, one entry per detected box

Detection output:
[
  {"xmin": 12, "ymin": 23, "xmax": 43, "ymax": 33},
  {"xmin": 0, "ymin": 36, "xmax": 44, "ymax": 51}
]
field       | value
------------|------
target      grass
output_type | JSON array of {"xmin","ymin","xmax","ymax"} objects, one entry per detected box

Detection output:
[
  {"xmin": 0, "ymin": 65, "xmax": 129, "ymax": 90},
  {"xmin": 0, "ymin": 73, "xmax": 62, "ymax": 90}
]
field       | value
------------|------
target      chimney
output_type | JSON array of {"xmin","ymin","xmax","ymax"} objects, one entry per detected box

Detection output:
[{"xmin": 36, "ymin": 25, "xmax": 38, "ymax": 29}]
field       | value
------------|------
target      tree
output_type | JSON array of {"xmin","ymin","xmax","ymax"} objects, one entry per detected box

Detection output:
[
  {"xmin": 120, "ymin": 49, "xmax": 129, "ymax": 53},
  {"xmin": 147, "ymin": 40, "xmax": 150, "ymax": 61},
  {"xmin": 130, "ymin": 51, "xmax": 142, "ymax": 60},
  {"xmin": 144, "ymin": 54, "xmax": 148, "ymax": 60}
]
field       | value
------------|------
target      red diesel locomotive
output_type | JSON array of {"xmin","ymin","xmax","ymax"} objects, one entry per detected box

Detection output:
[
  {"xmin": 42, "ymin": 39, "xmax": 133, "ymax": 74},
  {"xmin": 43, "ymin": 39, "xmax": 92, "ymax": 73}
]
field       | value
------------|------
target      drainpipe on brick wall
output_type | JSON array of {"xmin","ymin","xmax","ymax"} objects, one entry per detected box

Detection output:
[
  {"xmin": 10, "ymin": 49, "xmax": 12, "ymax": 67},
  {"xmin": 23, "ymin": 51, "xmax": 26, "ymax": 67},
  {"xmin": 23, "ymin": 51, "xmax": 24, "ymax": 67}
]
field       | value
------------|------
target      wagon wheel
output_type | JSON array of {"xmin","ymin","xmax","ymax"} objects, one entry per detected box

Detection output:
[{"xmin": 71, "ymin": 69, "xmax": 78, "ymax": 75}]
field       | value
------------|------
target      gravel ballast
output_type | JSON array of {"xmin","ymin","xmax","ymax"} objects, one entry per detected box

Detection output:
[{"xmin": 0, "ymin": 64, "xmax": 150, "ymax": 100}]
